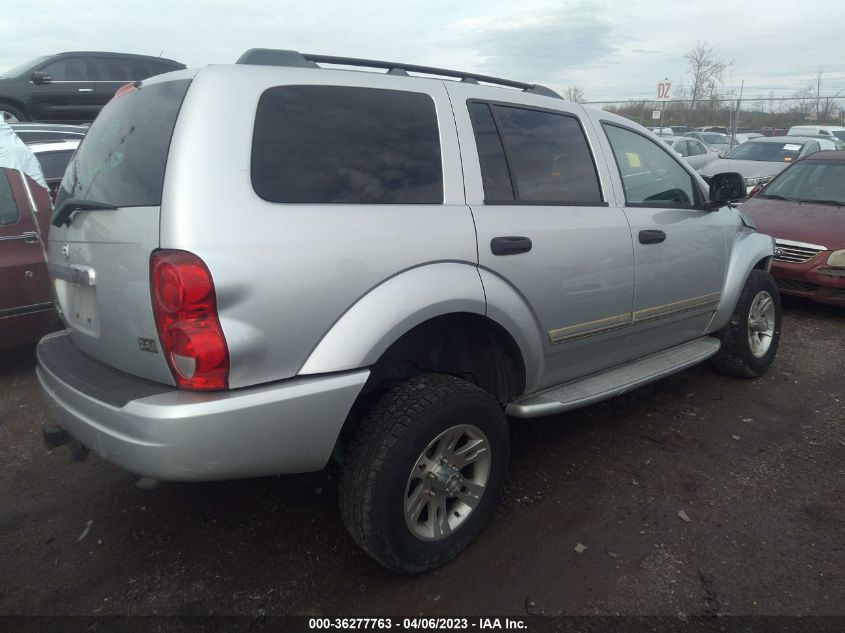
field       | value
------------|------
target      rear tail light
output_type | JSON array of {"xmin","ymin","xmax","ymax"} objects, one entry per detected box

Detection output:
[
  {"xmin": 112, "ymin": 81, "xmax": 140, "ymax": 101},
  {"xmin": 150, "ymin": 250, "xmax": 228, "ymax": 390}
]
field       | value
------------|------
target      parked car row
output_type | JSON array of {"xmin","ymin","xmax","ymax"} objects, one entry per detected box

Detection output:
[{"xmin": 700, "ymin": 136, "xmax": 841, "ymax": 194}]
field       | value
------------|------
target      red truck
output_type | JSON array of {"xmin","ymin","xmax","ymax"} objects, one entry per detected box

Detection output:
[{"xmin": 0, "ymin": 166, "xmax": 55, "ymax": 349}]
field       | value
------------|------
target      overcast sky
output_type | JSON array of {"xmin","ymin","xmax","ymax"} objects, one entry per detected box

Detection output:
[{"xmin": 2, "ymin": 0, "xmax": 843, "ymax": 103}]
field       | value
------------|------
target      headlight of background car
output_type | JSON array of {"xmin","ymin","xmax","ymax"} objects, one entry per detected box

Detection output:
[
  {"xmin": 744, "ymin": 176, "xmax": 771, "ymax": 186},
  {"xmin": 827, "ymin": 249, "xmax": 845, "ymax": 268}
]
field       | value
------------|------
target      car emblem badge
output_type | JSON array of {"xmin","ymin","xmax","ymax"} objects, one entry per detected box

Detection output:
[
  {"xmin": 61, "ymin": 244, "xmax": 70, "ymax": 260},
  {"xmin": 774, "ymin": 248, "xmax": 784, "ymax": 256}
]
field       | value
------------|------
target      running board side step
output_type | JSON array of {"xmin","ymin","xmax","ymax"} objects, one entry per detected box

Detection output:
[{"xmin": 506, "ymin": 337, "xmax": 721, "ymax": 419}]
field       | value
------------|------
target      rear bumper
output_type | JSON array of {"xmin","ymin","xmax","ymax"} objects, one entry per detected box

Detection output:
[{"xmin": 36, "ymin": 331, "xmax": 369, "ymax": 481}]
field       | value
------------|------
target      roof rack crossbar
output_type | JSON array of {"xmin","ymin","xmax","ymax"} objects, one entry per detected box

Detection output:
[{"xmin": 236, "ymin": 49, "xmax": 562, "ymax": 99}]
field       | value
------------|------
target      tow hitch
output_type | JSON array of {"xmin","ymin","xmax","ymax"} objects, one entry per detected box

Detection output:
[{"xmin": 42, "ymin": 425, "xmax": 89, "ymax": 462}]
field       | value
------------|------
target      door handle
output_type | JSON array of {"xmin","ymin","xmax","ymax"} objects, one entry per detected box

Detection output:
[
  {"xmin": 23, "ymin": 231, "xmax": 40, "ymax": 244},
  {"xmin": 491, "ymin": 236, "xmax": 532, "ymax": 256},
  {"xmin": 639, "ymin": 230, "xmax": 666, "ymax": 244}
]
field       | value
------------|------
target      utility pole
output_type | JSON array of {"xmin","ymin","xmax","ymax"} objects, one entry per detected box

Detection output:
[{"xmin": 731, "ymin": 79, "xmax": 744, "ymax": 147}]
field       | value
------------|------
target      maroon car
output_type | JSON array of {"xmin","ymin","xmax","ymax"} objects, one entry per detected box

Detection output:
[
  {"xmin": 742, "ymin": 150, "xmax": 845, "ymax": 306},
  {"xmin": 0, "ymin": 166, "xmax": 55, "ymax": 349}
]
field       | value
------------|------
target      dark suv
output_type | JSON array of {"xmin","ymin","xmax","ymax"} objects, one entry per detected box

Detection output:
[{"xmin": 0, "ymin": 51, "xmax": 185, "ymax": 123}]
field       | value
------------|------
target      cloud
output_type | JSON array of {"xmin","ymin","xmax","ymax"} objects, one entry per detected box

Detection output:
[{"xmin": 443, "ymin": 2, "xmax": 617, "ymax": 84}]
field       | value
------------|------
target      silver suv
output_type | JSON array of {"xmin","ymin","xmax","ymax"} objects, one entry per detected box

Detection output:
[{"xmin": 37, "ymin": 49, "xmax": 781, "ymax": 573}]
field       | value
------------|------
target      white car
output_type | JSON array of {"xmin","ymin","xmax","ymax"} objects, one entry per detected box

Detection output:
[
  {"xmin": 659, "ymin": 135, "xmax": 720, "ymax": 170},
  {"xmin": 28, "ymin": 139, "xmax": 80, "ymax": 200}
]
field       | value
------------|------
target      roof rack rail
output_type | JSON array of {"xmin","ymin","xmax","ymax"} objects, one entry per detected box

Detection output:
[{"xmin": 236, "ymin": 48, "xmax": 562, "ymax": 99}]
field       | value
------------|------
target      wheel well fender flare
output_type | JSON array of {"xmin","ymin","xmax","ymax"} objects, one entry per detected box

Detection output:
[
  {"xmin": 477, "ymin": 269, "xmax": 545, "ymax": 392},
  {"xmin": 710, "ymin": 231, "xmax": 775, "ymax": 332},
  {"xmin": 299, "ymin": 263, "xmax": 488, "ymax": 375}
]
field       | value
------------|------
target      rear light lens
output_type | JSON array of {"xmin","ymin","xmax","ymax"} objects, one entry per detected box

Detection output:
[
  {"xmin": 112, "ymin": 82, "xmax": 137, "ymax": 100},
  {"xmin": 150, "ymin": 250, "xmax": 228, "ymax": 390}
]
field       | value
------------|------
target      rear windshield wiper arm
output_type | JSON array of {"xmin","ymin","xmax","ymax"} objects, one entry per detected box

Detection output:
[{"xmin": 52, "ymin": 198, "xmax": 117, "ymax": 228}]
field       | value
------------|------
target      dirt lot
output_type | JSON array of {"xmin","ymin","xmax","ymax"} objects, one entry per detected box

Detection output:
[{"xmin": 0, "ymin": 296, "xmax": 842, "ymax": 618}]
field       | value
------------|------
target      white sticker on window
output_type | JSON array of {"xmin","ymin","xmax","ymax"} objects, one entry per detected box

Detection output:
[{"xmin": 783, "ymin": 144, "xmax": 801, "ymax": 151}]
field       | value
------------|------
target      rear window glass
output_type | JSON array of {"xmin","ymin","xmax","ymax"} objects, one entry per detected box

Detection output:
[
  {"xmin": 55, "ymin": 79, "xmax": 191, "ymax": 210},
  {"xmin": 0, "ymin": 170, "xmax": 19, "ymax": 225},
  {"xmin": 252, "ymin": 85, "xmax": 442, "ymax": 204}
]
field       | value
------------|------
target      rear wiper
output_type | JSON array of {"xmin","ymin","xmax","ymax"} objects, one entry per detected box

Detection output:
[
  {"xmin": 799, "ymin": 199, "xmax": 844, "ymax": 207},
  {"xmin": 52, "ymin": 198, "xmax": 117, "ymax": 228}
]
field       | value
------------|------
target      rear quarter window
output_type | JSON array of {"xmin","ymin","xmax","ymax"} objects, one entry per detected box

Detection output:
[
  {"xmin": 251, "ymin": 85, "xmax": 443, "ymax": 204},
  {"xmin": 56, "ymin": 79, "xmax": 191, "ymax": 210}
]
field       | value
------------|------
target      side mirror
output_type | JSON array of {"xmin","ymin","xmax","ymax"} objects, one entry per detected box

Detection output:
[
  {"xmin": 707, "ymin": 172, "xmax": 745, "ymax": 208},
  {"xmin": 31, "ymin": 71, "xmax": 52, "ymax": 85}
]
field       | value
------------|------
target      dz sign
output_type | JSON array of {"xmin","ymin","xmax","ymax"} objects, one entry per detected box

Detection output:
[{"xmin": 656, "ymin": 81, "xmax": 672, "ymax": 101}]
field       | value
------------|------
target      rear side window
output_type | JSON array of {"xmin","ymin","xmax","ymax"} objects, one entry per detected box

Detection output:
[
  {"xmin": 603, "ymin": 123, "xmax": 699, "ymax": 208},
  {"xmin": 56, "ymin": 79, "xmax": 191, "ymax": 210},
  {"xmin": 93, "ymin": 58, "xmax": 135, "ymax": 81},
  {"xmin": 0, "ymin": 170, "xmax": 19, "ymax": 226},
  {"xmin": 252, "ymin": 86, "xmax": 443, "ymax": 204},
  {"xmin": 688, "ymin": 140, "xmax": 705, "ymax": 156},
  {"xmin": 468, "ymin": 101, "xmax": 603, "ymax": 205}
]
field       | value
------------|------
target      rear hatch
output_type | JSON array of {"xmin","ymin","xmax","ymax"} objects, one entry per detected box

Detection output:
[{"xmin": 48, "ymin": 75, "xmax": 193, "ymax": 385}]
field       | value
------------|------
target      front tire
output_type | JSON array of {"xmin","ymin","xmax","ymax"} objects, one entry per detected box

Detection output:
[
  {"xmin": 711, "ymin": 269, "xmax": 781, "ymax": 378},
  {"xmin": 339, "ymin": 374, "xmax": 509, "ymax": 573}
]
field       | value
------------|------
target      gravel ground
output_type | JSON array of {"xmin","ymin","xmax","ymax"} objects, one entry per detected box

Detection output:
[{"xmin": 0, "ymin": 296, "xmax": 842, "ymax": 617}]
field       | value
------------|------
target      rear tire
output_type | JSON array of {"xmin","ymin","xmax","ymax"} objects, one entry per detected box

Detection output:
[
  {"xmin": 0, "ymin": 104, "xmax": 29, "ymax": 123},
  {"xmin": 339, "ymin": 374, "xmax": 509, "ymax": 573},
  {"xmin": 711, "ymin": 269, "xmax": 781, "ymax": 378}
]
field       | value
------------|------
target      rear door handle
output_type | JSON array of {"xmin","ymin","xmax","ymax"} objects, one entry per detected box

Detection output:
[
  {"xmin": 491, "ymin": 236, "xmax": 532, "ymax": 256},
  {"xmin": 639, "ymin": 230, "xmax": 666, "ymax": 244}
]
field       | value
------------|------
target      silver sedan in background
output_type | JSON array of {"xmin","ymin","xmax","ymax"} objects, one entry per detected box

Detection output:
[{"xmin": 659, "ymin": 135, "xmax": 721, "ymax": 170}]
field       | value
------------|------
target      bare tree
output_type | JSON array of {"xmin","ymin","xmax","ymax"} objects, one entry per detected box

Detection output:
[
  {"xmin": 809, "ymin": 67, "xmax": 843, "ymax": 123},
  {"xmin": 792, "ymin": 83, "xmax": 815, "ymax": 118},
  {"xmin": 564, "ymin": 86, "xmax": 585, "ymax": 103},
  {"xmin": 684, "ymin": 41, "xmax": 727, "ymax": 110}
]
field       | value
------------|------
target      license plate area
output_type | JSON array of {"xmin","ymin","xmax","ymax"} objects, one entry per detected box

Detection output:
[{"xmin": 54, "ymin": 278, "xmax": 99, "ymax": 336}]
